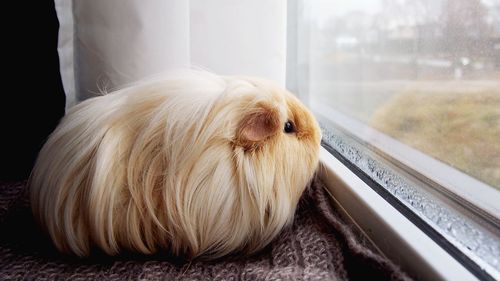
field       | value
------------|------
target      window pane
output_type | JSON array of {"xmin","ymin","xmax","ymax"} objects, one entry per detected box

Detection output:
[
  {"xmin": 296, "ymin": 0, "xmax": 500, "ymax": 275},
  {"xmin": 303, "ymin": 0, "xmax": 500, "ymax": 194}
]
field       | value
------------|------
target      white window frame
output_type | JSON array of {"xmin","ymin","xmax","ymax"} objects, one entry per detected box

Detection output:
[
  {"xmin": 286, "ymin": 1, "xmax": 500, "ymax": 280},
  {"xmin": 312, "ymin": 100, "xmax": 500, "ymax": 222},
  {"xmin": 319, "ymin": 147, "xmax": 480, "ymax": 281}
]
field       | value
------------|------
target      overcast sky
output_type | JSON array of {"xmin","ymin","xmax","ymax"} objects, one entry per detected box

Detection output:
[{"xmin": 309, "ymin": 0, "xmax": 500, "ymax": 28}]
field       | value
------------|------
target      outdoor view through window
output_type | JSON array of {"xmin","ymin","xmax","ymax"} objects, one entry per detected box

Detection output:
[{"xmin": 306, "ymin": 0, "xmax": 500, "ymax": 192}]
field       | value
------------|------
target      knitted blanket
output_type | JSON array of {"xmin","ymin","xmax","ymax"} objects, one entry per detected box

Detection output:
[{"xmin": 0, "ymin": 180, "xmax": 412, "ymax": 281}]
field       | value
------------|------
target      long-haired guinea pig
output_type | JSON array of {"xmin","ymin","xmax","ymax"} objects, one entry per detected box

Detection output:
[{"xmin": 29, "ymin": 70, "xmax": 321, "ymax": 259}]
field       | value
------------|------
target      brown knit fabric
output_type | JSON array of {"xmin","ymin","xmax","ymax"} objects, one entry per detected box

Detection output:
[{"xmin": 0, "ymin": 179, "xmax": 413, "ymax": 281}]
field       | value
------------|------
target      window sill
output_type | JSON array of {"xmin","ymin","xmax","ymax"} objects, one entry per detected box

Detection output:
[
  {"xmin": 312, "ymin": 99, "xmax": 500, "ymax": 222},
  {"xmin": 318, "ymin": 147, "xmax": 480, "ymax": 281}
]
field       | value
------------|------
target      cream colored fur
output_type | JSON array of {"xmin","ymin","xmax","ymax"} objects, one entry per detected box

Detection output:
[{"xmin": 29, "ymin": 71, "xmax": 321, "ymax": 259}]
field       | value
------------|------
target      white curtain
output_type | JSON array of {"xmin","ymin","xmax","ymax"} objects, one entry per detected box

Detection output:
[{"xmin": 55, "ymin": 0, "xmax": 287, "ymax": 108}]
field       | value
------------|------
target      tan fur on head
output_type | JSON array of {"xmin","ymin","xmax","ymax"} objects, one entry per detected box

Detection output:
[{"xmin": 29, "ymin": 70, "xmax": 321, "ymax": 259}]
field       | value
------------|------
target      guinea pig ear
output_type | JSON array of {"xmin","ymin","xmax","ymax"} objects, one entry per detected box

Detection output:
[{"xmin": 236, "ymin": 104, "xmax": 281, "ymax": 149}]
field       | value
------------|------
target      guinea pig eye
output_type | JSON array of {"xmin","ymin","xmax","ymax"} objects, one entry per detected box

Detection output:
[{"xmin": 284, "ymin": 120, "xmax": 295, "ymax": 133}]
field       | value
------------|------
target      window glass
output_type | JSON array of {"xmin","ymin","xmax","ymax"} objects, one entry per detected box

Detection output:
[
  {"xmin": 303, "ymin": 0, "xmax": 500, "ymax": 192},
  {"xmin": 293, "ymin": 1, "xmax": 500, "ymax": 277}
]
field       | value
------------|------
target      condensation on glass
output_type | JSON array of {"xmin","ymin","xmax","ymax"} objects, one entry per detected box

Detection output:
[
  {"xmin": 320, "ymin": 122, "xmax": 500, "ymax": 274},
  {"xmin": 302, "ymin": 0, "xmax": 500, "ymax": 190},
  {"xmin": 295, "ymin": 0, "xmax": 500, "ymax": 278}
]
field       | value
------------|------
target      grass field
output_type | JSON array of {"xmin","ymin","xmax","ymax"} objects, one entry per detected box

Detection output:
[
  {"xmin": 315, "ymin": 80, "xmax": 500, "ymax": 190},
  {"xmin": 370, "ymin": 82, "xmax": 500, "ymax": 189}
]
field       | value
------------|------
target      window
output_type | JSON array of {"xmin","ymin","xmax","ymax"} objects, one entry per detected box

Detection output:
[{"xmin": 288, "ymin": 0, "xmax": 500, "ymax": 279}]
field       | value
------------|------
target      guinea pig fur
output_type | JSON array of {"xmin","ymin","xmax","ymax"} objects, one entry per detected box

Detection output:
[{"xmin": 29, "ymin": 70, "xmax": 321, "ymax": 259}]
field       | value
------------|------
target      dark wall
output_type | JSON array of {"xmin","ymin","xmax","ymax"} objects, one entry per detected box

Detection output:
[{"xmin": 1, "ymin": 1, "xmax": 66, "ymax": 180}]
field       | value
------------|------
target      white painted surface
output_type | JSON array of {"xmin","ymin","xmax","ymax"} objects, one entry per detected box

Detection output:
[
  {"xmin": 313, "ymin": 100, "xmax": 500, "ymax": 222},
  {"xmin": 318, "ymin": 147, "xmax": 480, "ymax": 281},
  {"xmin": 190, "ymin": 0, "xmax": 287, "ymax": 85}
]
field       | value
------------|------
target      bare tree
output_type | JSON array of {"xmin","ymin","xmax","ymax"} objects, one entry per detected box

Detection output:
[{"xmin": 441, "ymin": 0, "xmax": 491, "ymax": 58}]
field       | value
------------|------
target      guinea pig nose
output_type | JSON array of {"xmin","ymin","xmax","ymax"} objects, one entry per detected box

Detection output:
[{"xmin": 284, "ymin": 120, "xmax": 295, "ymax": 133}]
